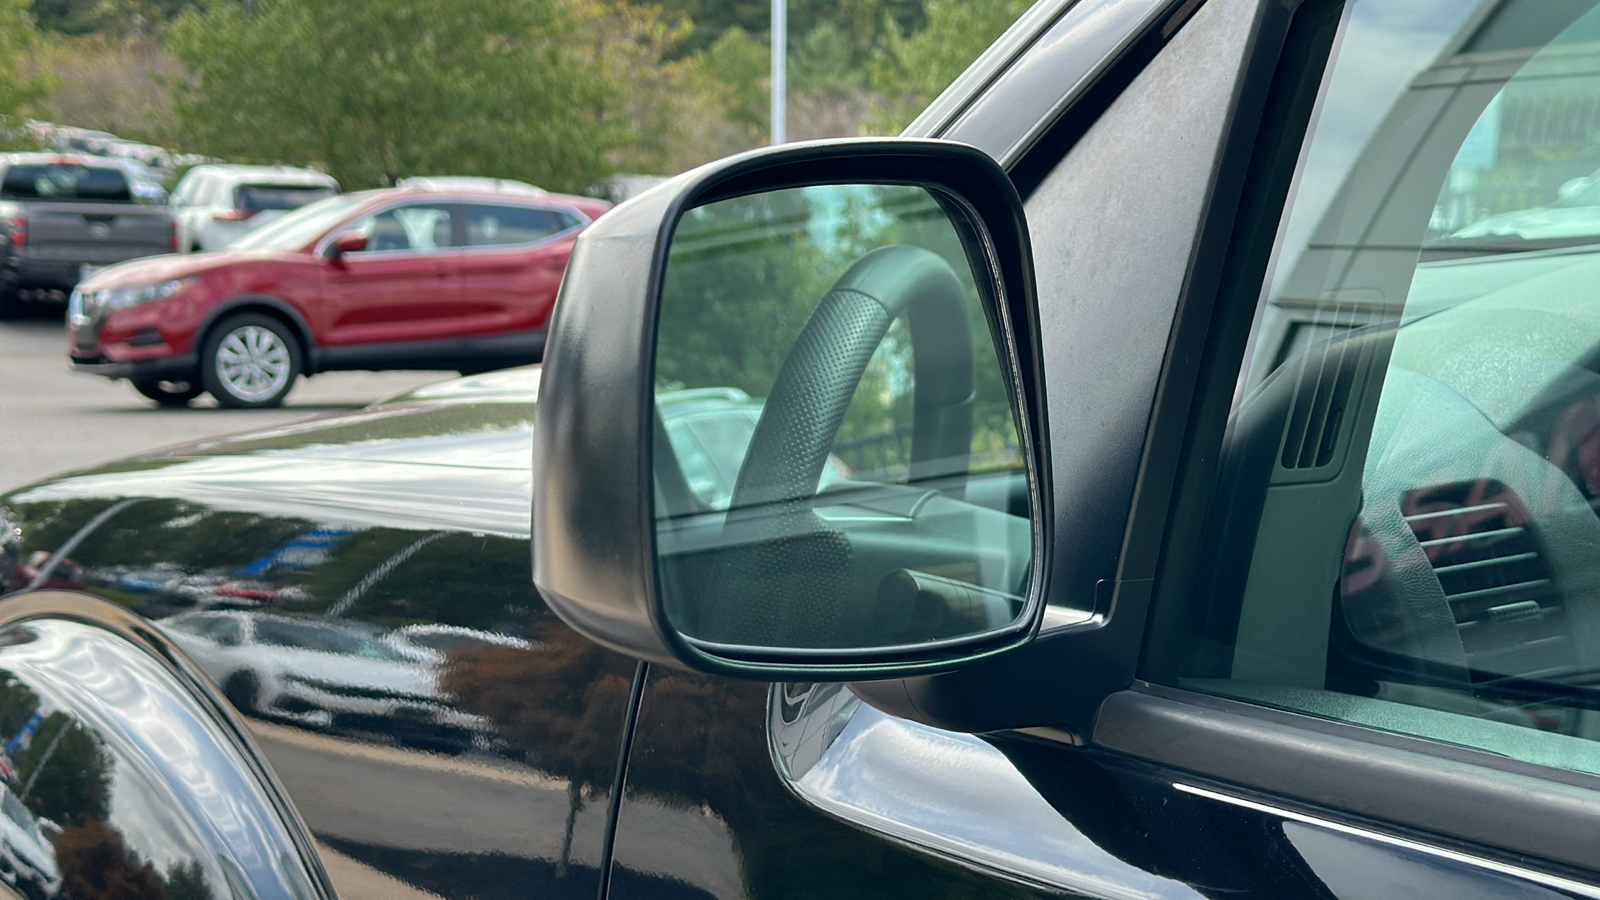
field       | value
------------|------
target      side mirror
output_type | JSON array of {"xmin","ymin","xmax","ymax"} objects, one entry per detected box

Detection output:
[
  {"xmin": 533, "ymin": 138, "xmax": 1049, "ymax": 682},
  {"xmin": 328, "ymin": 230, "xmax": 367, "ymax": 258}
]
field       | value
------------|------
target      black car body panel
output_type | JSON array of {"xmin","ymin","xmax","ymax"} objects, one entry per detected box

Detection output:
[
  {"xmin": 0, "ymin": 369, "xmax": 1573, "ymax": 899},
  {"xmin": 8, "ymin": 0, "xmax": 1600, "ymax": 897}
]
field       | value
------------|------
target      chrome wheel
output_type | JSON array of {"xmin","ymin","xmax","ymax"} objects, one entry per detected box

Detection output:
[
  {"xmin": 202, "ymin": 313, "xmax": 301, "ymax": 408},
  {"xmin": 215, "ymin": 325, "xmax": 292, "ymax": 402}
]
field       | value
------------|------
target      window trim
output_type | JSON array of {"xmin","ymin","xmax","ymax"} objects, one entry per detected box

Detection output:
[
  {"xmin": 1176, "ymin": 782, "xmax": 1600, "ymax": 897},
  {"xmin": 313, "ymin": 198, "xmax": 462, "ymax": 259},
  {"xmin": 1095, "ymin": 683, "xmax": 1600, "ymax": 879},
  {"xmin": 1120, "ymin": 0, "xmax": 1600, "ymax": 873},
  {"xmin": 455, "ymin": 200, "xmax": 590, "ymax": 256}
]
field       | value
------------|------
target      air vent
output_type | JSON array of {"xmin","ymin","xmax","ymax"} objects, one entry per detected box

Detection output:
[
  {"xmin": 1278, "ymin": 300, "xmax": 1367, "ymax": 472},
  {"xmin": 1401, "ymin": 481, "xmax": 1576, "ymax": 684}
]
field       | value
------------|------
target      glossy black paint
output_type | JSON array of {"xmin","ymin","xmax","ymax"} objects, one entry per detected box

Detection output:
[
  {"xmin": 0, "ymin": 378, "xmax": 1546, "ymax": 899},
  {"xmin": 0, "ymin": 395, "xmax": 631, "ymax": 899},
  {"xmin": 0, "ymin": 591, "xmax": 330, "ymax": 899}
]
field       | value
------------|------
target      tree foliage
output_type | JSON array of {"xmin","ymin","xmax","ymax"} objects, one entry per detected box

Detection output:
[
  {"xmin": 870, "ymin": 0, "xmax": 1035, "ymax": 132},
  {"xmin": 649, "ymin": 0, "xmax": 923, "ymax": 64},
  {"xmin": 28, "ymin": 33, "xmax": 179, "ymax": 143},
  {"xmin": 164, "ymin": 0, "xmax": 630, "ymax": 191},
  {"xmin": 54, "ymin": 818, "xmax": 166, "ymax": 900},
  {"xmin": 19, "ymin": 712, "xmax": 113, "ymax": 827},
  {"xmin": 0, "ymin": 0, "xmax": 56, "ymax": 146},
  {"xmin": 21, "ymin": 0, "xmax": 1030, "ymax": 178}
]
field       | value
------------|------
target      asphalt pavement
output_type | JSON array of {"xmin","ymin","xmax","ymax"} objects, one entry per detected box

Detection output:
[{"xmin": 0, "ymin": 310, "xmax": 453, "ymax": 494}]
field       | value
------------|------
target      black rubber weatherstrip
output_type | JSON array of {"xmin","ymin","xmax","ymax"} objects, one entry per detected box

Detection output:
[{"xmin": 597, "ymin": 660, "xmax": 649, "ymax": 900}]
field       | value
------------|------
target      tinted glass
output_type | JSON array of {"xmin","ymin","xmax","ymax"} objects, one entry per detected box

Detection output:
[
  {"xmin": 229, "ymin": 193, "xmax": 368, "ymax": 251},
  {"xmin": 462, "ymin": 204, "xmax": 566, "ymax": 247},
  {"xmin": 346, "ymin": 203, "xmax": 454, "ymax": 252},
  {"xmin": 251, "ymin": 616, "xmax": 404, "ymax": 659},
  {"xmin": 234, "ymin": 183, "xmax": 337, "ymax": 212},
  {"xmin": 0, "ymin": 164, "xmax": 131, "ymax": 202},
  {"xmin": 1170, "ymin": 0, "xmax": 1600, "ymax": 776},
  {"xmin": 651, "ymin": 184, "xmax": 1033, "ymax": 653}
]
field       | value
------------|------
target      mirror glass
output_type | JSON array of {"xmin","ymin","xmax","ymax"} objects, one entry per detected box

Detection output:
[{"xmin": 652, "ymin": 184, "xmax": 1034, "ymax": 654}]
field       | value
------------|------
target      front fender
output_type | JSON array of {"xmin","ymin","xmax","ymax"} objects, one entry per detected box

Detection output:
[{"xmin": 0, "ymin": 590, "xmax": 333, "ymax": 899}]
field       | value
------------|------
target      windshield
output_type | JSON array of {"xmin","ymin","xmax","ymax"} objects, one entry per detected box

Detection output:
[
  {"xmin": 235, "ymin": 183, "xmax": 337, "ymax": 212},
  {"xmin": 252, "ymin": 616, "xmax": 407, "ymax": 659},
  {"xmin": 1, "ymin": 163, "xmax": 131, "ymax": 201},
  {"xmin": 229, "ymin": 193, "xmax": 369, "ymax": 251},
  {"xmin": 1, "ymin": 791, "xmax": 38, "ymax": 843}
]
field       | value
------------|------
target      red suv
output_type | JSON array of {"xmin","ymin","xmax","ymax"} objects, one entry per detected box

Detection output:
[{"xmin": 67, "ymin": 178, "xmax": 610, "ymax": 407}]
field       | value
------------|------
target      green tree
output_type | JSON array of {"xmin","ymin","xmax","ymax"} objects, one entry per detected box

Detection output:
[
  {"xmin": 646, "ymin": 0, "xmax": 922, "ymax": 62},
  {"xmin": 685, "ymin": 26, "xmax": 771, "ymax": 145},
  {"xmin": 18, "ymin": 712, "xmax": 113, "ymax": 827},
  {"xmin": 869, "ymin": 0, "xmax": 1033, "ymax": 133},
  {"xmin": 164, "ymin": 859, "xmax": 214, "ymax": 900},
  {"xmin": 164, "ymin": 0, "xmax": 629, "ymax": 191},
  {"xmin": 0, "ymin": 673, "xmax": 40, "ymax": 738},
  {"xmin": 0, "ymin": 0, "xmax": 55, "ymax": 148}
]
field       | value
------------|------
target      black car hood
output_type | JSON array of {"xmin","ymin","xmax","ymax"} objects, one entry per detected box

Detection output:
[{"xmin": 4, "ymin": 395, "xmax": 536, "ymax": 538}]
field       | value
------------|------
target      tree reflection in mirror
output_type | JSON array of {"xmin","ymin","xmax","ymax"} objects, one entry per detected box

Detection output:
[{"xmin": 652, "ymin": 184, "xmax": 1033, "ymax": 654}]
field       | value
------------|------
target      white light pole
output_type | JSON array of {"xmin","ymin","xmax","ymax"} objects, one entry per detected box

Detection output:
[{"xmin": 771, "ymin": 0, "xmax": 786, "ymax": 145}]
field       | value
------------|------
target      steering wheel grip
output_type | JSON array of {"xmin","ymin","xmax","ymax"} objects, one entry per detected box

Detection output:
[{"xmin": 729, "ymin": 244, "xmax": 977, "ymax": 512}]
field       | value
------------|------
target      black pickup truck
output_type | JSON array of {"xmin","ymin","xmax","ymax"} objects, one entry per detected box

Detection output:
[{"xmin": 0, "ymin": 153, "xmax": 175, "ymax": 319}]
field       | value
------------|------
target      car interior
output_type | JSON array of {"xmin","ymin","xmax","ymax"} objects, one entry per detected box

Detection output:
[{"xmin": 1174, "ymin": 1, "xmax": 1600, "ymax": 775}]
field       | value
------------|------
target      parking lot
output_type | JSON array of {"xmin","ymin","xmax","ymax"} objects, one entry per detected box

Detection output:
[{"xmin": 0, "ymin": 310, "xmax": 451, "ymax": 493}]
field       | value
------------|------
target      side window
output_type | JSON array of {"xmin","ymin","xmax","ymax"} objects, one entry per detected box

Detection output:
[
  {"xmin": 344, "ymin": 203, "xmax": 454, "ymax": 253},
  {"xmin": 190, "ymin": 176, "xmax": 215, "ymax": 208},
  {"xmin": 462, "ymin": 204, "xmax": 566, "ymax": 247},
  {"xmin": 212, "ymin": 618, "xmax": 243, "ymax": 646},
  {"xmin": 1165, "ymin": 0, "xmax": 1600, "ymax": 775},
  {"xmin": 170, "ymin": 176, "xmax": 195, "ymax": 207}
]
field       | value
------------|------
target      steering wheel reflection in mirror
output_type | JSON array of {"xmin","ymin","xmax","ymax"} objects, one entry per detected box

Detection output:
[{"xmin": 658, "ymin": 242, "xmax": 1031, "ymax": 655}]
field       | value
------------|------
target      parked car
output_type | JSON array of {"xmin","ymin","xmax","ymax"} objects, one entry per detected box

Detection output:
[
  {"xmin": 8, "ymin": 0, "xmax": 1600, "ymax": 898},
  {"xmin": 42, "ymin": 126, "xmax": 118, "ymax": 157},
  {"xmin": 98, "ymin": 140, "xmax": 175, "ymax": 183},
  {"xmin": 0, "ymin": 784, "xmax": 59, "ymax": 900},
  {"xmin": 67, "ymin": 180, "xmax": 610, "ymax": 408},
  {"xmin": 157, "ymin": 610, "xmax": 491, "ymax": 747},
  {"xmin": 0, "ymin": 153, "xmax": 176, "ymax": 319},
  {"xmin": 169, "ymin": 164, "xmax": 340, "ymax": 253}
]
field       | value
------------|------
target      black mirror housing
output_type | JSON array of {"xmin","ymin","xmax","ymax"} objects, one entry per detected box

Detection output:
[{"xmin": 533, "ymin": 138, "xmax": 1049, "ymax": 681}]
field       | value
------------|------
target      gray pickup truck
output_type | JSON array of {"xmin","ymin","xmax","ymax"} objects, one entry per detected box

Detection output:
[{"xmin": 0, "ymin": 153, "xmax": 175, "ymax": 318}]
